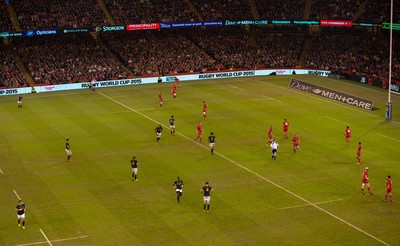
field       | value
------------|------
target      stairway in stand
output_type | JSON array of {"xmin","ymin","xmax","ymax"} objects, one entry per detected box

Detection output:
[
  {"xmin": 6, "ymin": 3, "xmax": 21, "ymax": 31},
  {"xmin": 98, "ymin": 0, "xmax": 115, "ymax": 25}
]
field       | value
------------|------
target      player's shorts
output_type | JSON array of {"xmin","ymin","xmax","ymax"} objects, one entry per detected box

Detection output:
[
  {"xmin": 203, "ymin": 196, "xmax": 211, "ymax": 203},
  {"xmin": 170, "ymin": 125, "xmax": 175, "ymax": 129},
  {"xmin": 17, "ymin": 101, "xmax": 22, "ymax": 105},
  {"xmin": 175, "ymin": 188, "xmax": 182, "ymax": 193},
  {"xmin": 17, "ymin": 213, "xmax": 25, "ymax": 219},
  {"xmin": 173, "ymin": 93, "xmax": 176, "ymax": 96},
  {"xmin": 272, "ymin": 149, "xmax": 277, "ymax": 153},
  {"xmin": 157, "ymin": 132, "xmax": 162, "ymax": 137},
  {"xmin": 160, "ymin": 101, "xmax": 163, "ymax": 104},
  {"xmin": 65, "ymin": 149, "xmax": 72, "ymax": 156},
  {"xmin": 356, "ymin": 152, "xmax": 361, "ymax": 156},
  {"xmin": 132, "ymin": 168, "xmax": 138, "ymax": 174},
  {"xmin": 209, "ymin": 143, "xmax": 215, "ymax": 148},
  {"xmin": 203, "ymin": 111, "xmax": 206, "ymax": 115},
  {"xmin": 387, "ymin": 189, "xmax": 392, "ymax": 193},
  {"xmin": 362, "ymin": 180, "xmax": 369, "ymax": 184},
  {"xmin": 293, "ymin": 143, "xmax": 299, "ymax": 148},
  {"xmin": 197, "ymin": 131, "xmax": 202, "ymax": 136}
]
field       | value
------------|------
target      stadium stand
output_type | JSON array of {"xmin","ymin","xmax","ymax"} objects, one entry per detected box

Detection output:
[
  {"xmin": 100, "ymin": 30, "xmax": 217, "ymax": 76},
  {"xmin": 256, "ymin": 0, "xmax": 305, "ymax": 19},
  {"xmin": 310, "ymin": 0, "xmax": 361, "ymax": 20},
  {"xmin": 0, "ymin": 0, "xmax": 399, "ymax": 89},
  {"xmin": 187, "ymin": 27, "xmax": 303, "ymax": 70},
  {"xmin": 0, "ymin": 1, "xmax": 15, "ymax": 32},
  {"xmin": 0, "ymin": 44, "xmax": 28, "ymax": 87},
  {"xmin": 12, "ymin": 0, "xmax": 109, "ymax": 30},
  {"xmin": 304, "ymin": 33, "xmax": 400, "ymax": 80},
  {"xmin": 103, "ymin": 0, "xmax": 197, "ymax": 24},
  {"xmin": 191, "ymin": 0, "xmax": 253, "ymax": 20},
  {"xmin": 358, "ymin": 0, "xmax": 400, "ymax": 23},
  {"xmin": 14, "ymin": 35, "xmax": 128, "ymax": 84}
]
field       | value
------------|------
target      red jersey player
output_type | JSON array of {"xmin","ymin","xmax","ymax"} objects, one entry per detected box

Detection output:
[
  {"xmin": 194, "ymin": 122, "xmax": 203, "ymax": 142},
  {"xmin": 283, "ymin": 119, "xmax": 289, "ymax": 139},
  {"xmin": 361, "ymin": 167, "xmax": 372, "ymax": 195},
  {"xmin": 202, "ymin": 101, "xmax": 208, "ymax": 120},
  {"xmin": 356, "ymin": 142, "xmax": 362, "ymax": 165},
  {"xmin": 174, "ymin": 77, "xmax": 180, "ymax": 88},
  {"xmin": 267, "ymin": 126, "xmax": 273, "ymax": 144},
  {"xmin": 345, "ymin": 126, "xmax": 351, "ymax": 144},
  {"xmin": 384, "ymin": 175, "xmax": 393, "ymax": 203},
  {"xmin": 292, "ymin": 134, "xmax": 300, "ymax": 153},
  {"xmin": 171, "ymin": 84, "xmax": 177, "ymax": 100},
  {"xmin": 158, "ymin": 92, "xmax": 163, "ymax": 109}
]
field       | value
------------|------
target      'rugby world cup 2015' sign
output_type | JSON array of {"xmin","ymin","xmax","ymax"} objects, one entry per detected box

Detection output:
[{"xmin": 288, "ymin": 78, "xmax": 374, "ymax": 110}]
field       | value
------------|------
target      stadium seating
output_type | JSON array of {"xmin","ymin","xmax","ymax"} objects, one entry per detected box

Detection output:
[
  {"xmin": 14, "ymin": 35, "xmax": 128, "ymax": 85},
  {"xmin": 103, "ymin": 0, "xmax": 197, "ymax": 24}
]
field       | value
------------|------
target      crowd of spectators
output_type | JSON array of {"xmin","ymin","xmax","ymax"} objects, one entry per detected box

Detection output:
[
  {"xmin": 305, "ymin": 33, "xmax": 400, "ymax": 80},
  {"xmin": 0, "ymin": 1, "xmax": 14, "ymax": 32},
  {"xmin": 101, "ymin": 30, "xmax": 217, "ymax": 76},
  {"xmin": 254, "ymin": 30, "xmax": 303, "ymax": 69},
  {"xmin": 0, "ymin": 45, "xmax": 28, "ymax": 88},
  {"xmin": 359, "ymin": 0, "xmax": 400, "ymax": 23},
  {"xmin": 104, "ymin": 0, "xmax": 197, "ymax": 24},
  {"xmin": 1, "ymin": 0, "xmax": 399, "ymax": 33},
  {"xmin": 14, "ymin": 35, "xmax": 129, "ymax": 85},
  {"xmin": 310, "ymin": 0, "xmax": 361, "ymax": 20},
  {"xmin": 13, "ymin": 0, "xmax": 109, "ymax": 30},
  {"xmin": 187, "ymin": 27, "xmax": 303, "ymax": 70},
  {"xmin": 256, "ymin": 0, "xmax": 305, "ymax": 19},
  {"xmin": 191, "ymin": 0, "xmax": 252, "ymax": 21}
]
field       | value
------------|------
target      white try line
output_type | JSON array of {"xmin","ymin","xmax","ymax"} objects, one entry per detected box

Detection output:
[
  {"xmin": 13, "ymin": 189, "xmax": 21, "ymax": 200},
  {"xmin": 39, "ymin": 229, "xmax": 53, "ymax": 246},
  {"xmin": 0, "ymin": 168, "xmax": 3, "ymax": 174},
  {"xmin": 16, "ymin": 235, "xmax": 88, "ymax": 246},
  {"xmin": 377, "ymin": 133, "xmax": 400, "ymax": 143},
  {"xmin": 262, "ymin": 95, "xmax": 282, "ymax": 103},
  {"xmin": 324, "ymin": 116, "xmax": 348, "ymax": 125},
  {"xmin": 279, "ymin": 199, "xmax": 343, "ymax": 210},
  {"xmin": 97, "ymin": 91, "xmax": 390, "ymax": 246},
  {"xmin": 228, "ymin": 84, "xmax": 245, "ymax": 91}
]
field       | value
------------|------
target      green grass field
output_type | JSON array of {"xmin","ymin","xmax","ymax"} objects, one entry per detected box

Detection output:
[{"xmin": 1, "ymin": 75, "xmax": 399, "ymax": 246}]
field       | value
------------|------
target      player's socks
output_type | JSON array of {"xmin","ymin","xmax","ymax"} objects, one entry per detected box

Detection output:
[
  {"xmin": 177, "ymin": 196, "xmax": 180, "ymax": 203},
  {"xmin": 207, "ymin": 205, "xmax": 210, "ymax": 211},
  {"xmin": 203, "ymin": 204, "xmax": 206, "ymax": 211}
]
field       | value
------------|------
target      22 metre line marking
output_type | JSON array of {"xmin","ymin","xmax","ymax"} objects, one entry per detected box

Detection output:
[{"xmin": 97, "ymin": 91, "xmax": 390, "ymax": 246}]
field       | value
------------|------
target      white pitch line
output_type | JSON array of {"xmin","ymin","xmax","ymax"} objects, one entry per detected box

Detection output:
[
  {"xmin": 257, "ymin": 80, "xmax": 400, "ymax": 124},
  {"xmin": 97, "ymin": 91, "xmax": 390, "ymax": 246},
  {"xmin": 0, "ymin": 168, "xmax": 3, "ymax": 174},
  {"xmin": 228, "ymin": 84, "xmax": 245, "ymax": 91},
  {"xmin": 16, "ymin": 235, "xmax": 88, "ymax": 246},
  {"xmin": 324, "ymin": 116, "xmax": 348, "ymax": 125},
  {"xmin": 377, "ymin": 133, "xmax": 400, "ymax": 143},
  {"xmin": 13, "ymin": 189, "xmax": 21, "ymax": 200},
  {"xmin": 279, "ymin": 199, "xmax": 343, "ymax": 210},
  {"xmin": 39, "ymin": 229, "xmax": 53, "ymax": 246},
  {"xmin": 262, "ymin": 95, "xmax": 282, "ymax": 103}
]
